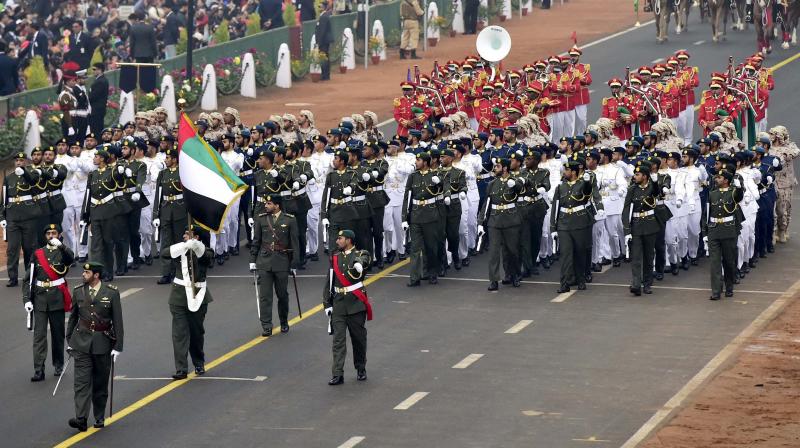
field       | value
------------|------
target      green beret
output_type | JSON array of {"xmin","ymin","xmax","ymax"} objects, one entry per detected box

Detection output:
[
  {"xmin": 43, "ymin": 223, "xmax": 62, "ymax": 234},
  {"xmin": 338, "ymin": 229, "xmax": 356, "ymax": 240},
  {"xmin": 82, "ymin": 262, "xmax": 104, "ymax": 274}
]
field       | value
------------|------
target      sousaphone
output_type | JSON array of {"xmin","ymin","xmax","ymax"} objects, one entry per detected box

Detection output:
[{"xmin": 476, "ymin": 25, "xmax": 512, "ymax": 81}]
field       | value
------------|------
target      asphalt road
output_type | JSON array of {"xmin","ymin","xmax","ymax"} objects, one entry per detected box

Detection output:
[{"xmin": 2, "ymin": 12, "xmax": 800, "ymax": 448}]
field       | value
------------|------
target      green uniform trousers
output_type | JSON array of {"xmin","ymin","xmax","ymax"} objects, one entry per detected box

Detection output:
[
  {"xmin": 6, "ymin": 217, "xmax": 38, "ymax": 280},
  {"xmin": 170, "ymin": 303, "xmax": 207, "ymax": 373},
  {"xmin": 630, "ymin": 233, "xmax": 657, "ymax": 289},
  {"xmin": 257, "ymin": 269, "xmax": 290, "ymax": 329},
  {"xmin": 331, "ymin": 310, "xmax": 367, "ymax": 376},
  {"xmin": 89, "ymin": 217, "xmax": 117, "ymax": 276},
  {"xmin": 33, "ymin": 309, "xmax": 65, "ymax": 372},
  {"xmin": 409, "ymin": 222, "xmax": 440, "ymax": 282},
  {"xmin": 160, "ymin": 216, "xmax": 189, "ymax": 277},
  {"xmin": 72, "ymin": 351, "xmax": 112, "ymax": 422},
  {"xmin": 709, "ymin": 237, "xmax": 738, "ymax": 296},
  {"xmin": 558, "ymin": 228, "xmax": 592, "ymax": 287},
  {"xmin": 488, "ymin": 225, "xmax": 520, "ymax": 282}
]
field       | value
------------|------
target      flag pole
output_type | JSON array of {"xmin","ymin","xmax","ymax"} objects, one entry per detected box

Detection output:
[{"xmin": 177, "ymin": 101, "xmax": 197, "ymax": 291}]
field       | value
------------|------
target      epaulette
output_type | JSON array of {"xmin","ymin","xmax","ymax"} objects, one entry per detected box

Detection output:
[
  {"xmin": 585, "ymin": 63, "xmax": 591, "ymax": 71},
  {"xmin": 393, "ymin": 98, "xmax": 401, "ymax": 107},
  {"xmin": 258, "ymin": 212, "xmax": 269, "ymax": 217},
  {"xmin": 108, "ymin": 284, "xmax": 118, "ymax": 290},
  {"xmin": 73, "ymin": 285, "xmax": 82, "ymax": 291},
  {"xmin": 284, "ymin": 213, "xmax": 295, "ymax": 218},
  {"xmin": 473, "ymin": 99, "xmax": 480, "ymax": 108},
  {"xmin": 602, "ymin": 98, "xmax": 608, "ymax": 106}
]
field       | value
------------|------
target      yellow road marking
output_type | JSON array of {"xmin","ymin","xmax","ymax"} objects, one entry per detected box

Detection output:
[{"xmin": 54, "ymin": 258, "xmax": 409, "ymax": 447}]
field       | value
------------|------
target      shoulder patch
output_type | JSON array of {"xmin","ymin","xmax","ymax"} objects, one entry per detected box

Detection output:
[
  {"xmin": 393, "ymin": 98, "xmax": 401, "ymax": 107},
  {"xmin": 108, "ymin": 284, "xmax": 118, "ymax": 290},
  {"xmin": 602, "ymin": 98, "xmax": 608, "ymax": 106}
]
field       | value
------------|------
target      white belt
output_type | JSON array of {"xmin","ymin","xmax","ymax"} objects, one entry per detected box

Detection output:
[
  {"xmin": 352, "ymin": 195, "xmax": 366, "ymax": 202},
  {"xmin": 449, "ymin": 193, "xmax": 461, "ymax": 200},
  {"xmin": 240, "ymin": 169, "xmax": 254, "ymax": 176},
  {"xmin": 33, "ymin": 193, "xmax": 48, "ymax": 200},
  {"xmin": 48, "ymin": 189, "xmax": 63, "ymax": 197},
  {"xmin": 369, "ymin": 186, "xmax": 384, "ymax": 192},
  {"xmin": 256, "ymin": 196, "xmax": 267, "ymax": 203},
  {"xmin": 279, "ymin": 190, "xmax": 292, "ymax": 196},
  {"xmin": 36, "ymin": 278, "xmax": 65, "ymax": 287},
  {"xmin": 478, "ymin": 173, "xmax": 492, "ymax": 180},
  {"xmin": 334, "ymin": 282, "xmax": 364, "ymax": 294},
  {"xmin": 492, "ymin": 203, "xmax": 516, "ymax": 210},
  {"xmin": 634, "ymin": 210, "xmax": 655, "ymax": 218},
  {"xmin": 91, "ymin": 193, "xmax": 115, "ymax": 205},
  {"xmin": 468, "ymin": 184, "xmax": 478, "ymax": 191},
  {"xmin": 9, "ymin": 195, "xmax": 34, "ymax": 203},
  {"xmin": 173, "ymin": 278, "xmax": 207, "ymax": 288},
  {"xmin": 656, "ymin": 200, "xmax": 665, "ymax": 205},
  {"xmin": 69, "ymin": 110, "xmax": 89, "ymax": 117},
  {"xmin": 292, "ymin": 187, "xmax": 306, "ymax": 196},
  {"xmin": 331, "ymin": 197, "xmax": 352, "ymax": 205},
  {"xmin": 413, "ymin": 198, "xmax": 437, "ymax": 206},
  {"xmin": 560, "ymin": 204, "xmax": 587, "ymax": 214},
  {"xmin": 123, "ymin": 187, "xmax": 137, "ymax": 193},
  {"xmin": 163, "ymin": 194, "xmax": 184, "ymax": 201},
  {"xmin": 113, "ymin": 191, "xmax": 125, "ymax": 198},
  {"xmin": 758, "ymin": 187, "xmax": 767, "ymax": 194},
  {"xmin": 710, "ymin": 216, "xmax": 735, "ymax": 224}
]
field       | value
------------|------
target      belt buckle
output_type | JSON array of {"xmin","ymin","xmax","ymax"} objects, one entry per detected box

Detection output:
[
  {"xmin": 42, "ymin": 280, "xmax": 50, "ymax": 287},
  {"xmin": 567, "ymin": 207, "xmax": 574, "ymax": 213},
  {"xmin": 90, "ymin": 321, "xmax": 96, "ymax": 331}
]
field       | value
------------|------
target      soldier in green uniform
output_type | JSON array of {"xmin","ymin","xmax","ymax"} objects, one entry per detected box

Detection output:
[
  {"xmin": 40, "ymin": 147, "xmax": 68, "ymax": 241},
  {"xmin": 321, "ymin": 150, "xmax": 358, "ymax": 252},
  {"xmin": 29, "ymin": 147, "xmax": 50, "ymax": 246},
  {"xmin": 164, "ymin": 224, "xmax": 213, "ymax": 379},
  {"xmin": 323, "ymin": 229, "xmax": 373, "ymax": 385},
  {"xmin": 550, "ymin": 158, "xmax": 594, "ymax": 293},
  {"xmin": 23, "ymin": 223, "xmax": 74, "ymax": 381},
  {"xmin": 702, "ymin": 170, "xmax": 744, "ymax": 300},
  {"xmin": 346, "ymin": 142, "xmax": 376, "ymax": 255},
  {"xmin": 522, "ymin": 148, "xmax": 551, "ymax": 276},
  {"xmin": 65, "ymin": 261, "xmax": 123, "ymax": 432},
  {"xmin": 154, "ymin": 149, "xmax": 187, "ymax": 284},
  {"xmin": 622, "ymin": 163, "xmax": 660, "ymax": 296},
  {"xmin": 249, "ymin": 149, "xmax": 284, "ymax": 222},
  {"xmin": 249, "ymin": 195, "xmax": 299, "ymax": 336},
  {"xmin": 80, "ymin": 148, "xmax": 120, "ymax": 281},
  {"xmin": 480, "ymin": 158, "xmax": 524, "ymax": 290},
  {"xmin": 403, "ymin": 152, "xmax": 443, "ymax": 286},
  {"xmin": 106, "ymin": 145, "xmax": 134, "ymax": 277},
  {"xmin": 282, "ymin": 142, "xmax": 314, "ymax": 268},
  {"xmin": 650, "ymin": 154, "xmax": 673, "ymax": 280},
  {"xmin": 362, "ymin": 140, "xmax": 390, "ymax": 269},
  {"xmin": 439, "ymin": 145, "xmax": 467, "ymax": 271},
  {"xmin": 1, "ymin": 152, "xmax": 42, "ymax": 287},
  {"xmin": 118, "ymin": 139, "xmax": 149, "ymax": 271}
]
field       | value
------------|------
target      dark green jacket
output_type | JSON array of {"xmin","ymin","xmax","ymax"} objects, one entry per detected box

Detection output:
[
  {"xmin": 348, "ymin": 164, "xmax": 374, "ymax": 219},
  {"xmin": 323, "ymin": 248, "xmax": 372, "ymax": 316},
  {"xmin": 252, "ymin": 168, "xmax": 285, "ymax": 217},
  {"xmin": 22, "ymin": 244, "xmax": 74, "ymax": 310},
  {"xmin": 82, "ymin": 166, "xmax": 120, "ymax": 221},
  {"xmin": 153, "ymin": 166, "xmax": 186, "ymax": 222},
  {"xmin": 550, "ymin": 178, "xmax": 594, "ymax": 231},
  {"xmin": 66, "ymin": 282, "xmax": 124, "ymax": 354},
  {"xmin": 42, "ymin": 163, "xmax": 67, "ymax": 214},
  {"xmin": 702, "ymin": 186, "xmax": 744, "ymax": 240},
  {"xmin": 1, "ymin": 167, "xmax": 42, "ymax": 222},
  {"xmin": 164, "ymin": 243, "xmax": 214, "ymax": 307},
  {"xmin": 523, "ymin": 167, "xmax": 551, "ymax": 215},
  {"xmin": 441, "ymin": 165, "xmax": 466, "ymax": 217},
  {"xmin": 322, "ymin": 169, "xmax": 358, "ymax": 222},
  {"xmin": 403, "ymin": 170, "xmax": 442, "ymax": 224},
  {"xmin": 279, "ymin": 160, "xmax": 313, "ymax": 214},
  {"xmin": 362, "ymin": 158, "xmax": 390, "ymax": 209},
  {"xmin": 480, "ymin": 174, "xmax": 524, "ymax": 228},
  {"xmin": 250, "ymin": 211, "xmax": 300, "ymax": 271},
  {"xmin": 622, "ymin": 181, "xmax": 660, "ymax": 236}
]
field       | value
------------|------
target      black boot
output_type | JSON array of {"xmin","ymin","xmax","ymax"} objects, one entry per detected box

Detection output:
[
  {"xmin": 399, "ymin": 49, "xmax": 407, "ymax": 59},
  {"xmin": 410, "ymin": 49, "xmax": 422, "ymax": 59},
  {"xmin": 31, "ymin": 370, "xmax": 45, "ymax": 382},
  {"xmin": 68, "ymin": 417, "xmax": 88, "ymax": 432},
  {"xmin": 384, "ymin": 250, "xmax": 396, "ymax": 264}
]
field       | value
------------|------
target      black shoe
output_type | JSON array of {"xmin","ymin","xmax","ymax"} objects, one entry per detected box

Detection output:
[
  {"xmin": 131, "ymin": 261, "xmax": 140, "ymax": 271},
  {"xmin": 68, "ymin": 417, "xmax": 88, "ymax": 432},
  {"xmin": 77, "ymin": 256, "xmax": 88, "ymax": 263},
  {"xmin": 749, "ymin": 258, "xmax": 757, "ymax": 268},
  {"xmin": 468, "ymin": 248, "xmax": 478, "ymax": 257},
  {"xmin": 461, "ymin": 257, "xmax": 471, "ymax": 267},
  {"xmin": 767, "ymin": 246, "xmax": 775, "ymax": 253},
  {"xmin": 577, "ymin": 283, "xmax": 586, "ymax": 291},
  {"xmin": 592, "ymin": 263, "xmax": 602, "ymax": 272},
  {"xmin": 453, "ymin": 259, "xmax": 462, "ymax": 270},
  {"xmin": 680, "ymin": 257, "xmax": 690, "ymax": 270},
  {"xmin": 374, "ymin": 261, "xmax": 384, "ymax": 270},
  {"xmin": 487, "ymin": 281, "xmax": 499, "ymax": 291},
  {"xmin": 725, "ymin": 290, "xmax": 734, "ymax": 298},
  {"xmin": 30, "ymin": 370, "xmax": 45, "ymax": 382},
  {"xmin": 231, "ymin": 246, "xmax": 240, "ymax": 256},
  {"xmin": 428, "ymin": 275, "xmax": 438, "ymax": 285},
  {"xmin": 157, "ymin": 275, "xmax": 172, "ymax": 285},
  {"xmin": 585, "ymin": 273, "xmax": 592, "ymax": 283},
  {"xmin": 216, "ymin": 255, "xmax": 225, "ymax": 265},
  {"xmin": 195, "ymin": 366, "xmax": 206, "ymax": 375},
  {"xmin": 262, "ymin": 328, "xmax": 272, "ymax": 337},
  {"xmin": 357, "ymin": 369, "xmax": 367, "ymax": 381},
  {"xmin": 281, "ymin": 324, "xmax": 289, "ymax": 333},
  {"xmin": 328, "ymin": 375, "xmax": 344, "ymax": 385},
  {"xmin": 310, "ymin": 253, "xmax": 319, "ymax": 262},
  {"xmin": 407, "ymin": 280, "xmax": 420, "ymax": 287},
  {"xmin": 398, "ymin": 252, "xmax": 407, "ymax": 261},
  {"xmin": 542, "ymin": 258, "xmax": 552, "ymax": 269},
  {"xmin": 655, "ymin": 272, "xmax": 664, "ymax": 281},
  {"xmin": 115, "ymin": 269, "xmax": 125, "ymax": 276},
  {"xmin": 93, "ymin": 420, "xmax": 104, "ymax": 429},
  {"xmin": 601, "ymin": 258, "xmax": 612, "ymax": 266},
  {"xmin": 690, "ymin": 257, "xmax": 698, "ymax": 266},
  {"xmin": 54, "ymin": 366, "xmax": 63, "ymax": 377},
  {"xmin": 670, "ymin": 264, "xmax": 679, "ymax": 275},
  {"xmin": 613, "ymin": 257, "xmax": 622, "ymax": 267},
  {"xmin": 172, "ymin": 371, "xmax": 188, "ymax": 380},
  {"xmin": 399, "ymin": 49, "xmax": 407, "ymax": 59},
  {"xmin": 410, "ymin": 49, "xmax": 421, "ymax": 59},
  {"xmin": 501, "ymin": 275, "xmax": 512, "ymax": 285},
  {"xmin": 733, "ymin": 276, "xmax": 740, "ymax": 284},
  {"xmin": 6, "ymin": 278, "xmax": 18, "ymax": 287},
  {"xmin": 384, "ymin": 250, "xmax": 396, "ymax": 264},
  {"xmin": 223, "ymin": 251, "xmax": 230, "ymax": 260},
  {"xmin": 557, "ymin": 285, "xmax": 570, "ymax": 293},
  {"xmin": 630, "ymin": 287, "xmax": 642, "ymax": 296},
  {"xmin": 643, "ymin": 285, "xmax": 653, "ymax": 294},
  {"xmin": 144, "ymin": 255, "xmax": 153, "ymax": 266},
  {"xmin": 710, "ymin": 294, "xmax": 721, "ymax": 301},
  {"xmin": 438, "ymin": 267, "xmax": 447, "ymax": 278}
]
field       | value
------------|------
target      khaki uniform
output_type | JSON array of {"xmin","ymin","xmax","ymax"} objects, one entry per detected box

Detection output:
[{"xmin": 400, "ymin": 0, "xmax": 424, "ymax": 51}]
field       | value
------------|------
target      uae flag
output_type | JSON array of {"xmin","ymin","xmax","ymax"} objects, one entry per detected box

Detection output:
[{"xmin": 177, "ymin": 113, "xmax": 248, "ymax": 232}]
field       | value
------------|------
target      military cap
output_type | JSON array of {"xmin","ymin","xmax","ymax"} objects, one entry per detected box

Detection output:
[
  {"xmin": 584, "ymin": 129, "xmax": 599, "ymax": 140},
  {"xmin": 574, "ymin": 135, "xmax": 586, "ymax": 143},
  {"xmin": 240, "ymin": 129, "xmax": 251, "ymax": 138},
  {"xmin": 654, "ymin": 149, "xmax": 668, "ymax": 159},
  {"xmin": 409, "ymin": 129, "xmax": 422, "ymax": 138},
  {"xmin": 496, "ymin": 157, "xmax": 511, "ymax": 168},
  {"xmin": 30, "ymin": 146, "xmax": 43, "ymax": 155},
  {"xmin": 613, "ymin": 146, "xmax": 626, "ymax": 154},
  {"xmin": 265, "ymin": 194, "xmax": 283, "ymax": 206},
  {"xmin": 82, "ymin": 262, "xmax": 104, "ymax": 274},
  {"xmin": 422, "ymin": 125, "xmax": 435, "ymax": 135},
  {"xmin": 42, "ymin": 145, "xmax": 56, "ymax": 153},
  {"xmin": 123, "ymin": 121, "xmax": 135, "ymax": 129},
  {"xmin": 253, "ymin": 124, "xmax": 266, "ymax": 133},
  {"xmin": 339, "ymin": 121, "xmax": 354, "ymax": 131},
  {"xmin": 708, "ymin": 133, "xmax": 721, "ymax": 143},
  {"xmin": 715, "ymin": 153, "xmax": 733, "ymax": 163},
  {"xmin": 208, "ymin": 140, "xmax": 223, "ymax": 151},
  {"xmin": 338, "ymin": 229, "xmax": 356, "ymax": 240},
  {"xmin": 565, "ymin": 158, "xmax": 583, "ymax": 171},
  {"xmin": 377, "ymin": 141, "xmax": 389, "ymax": 151},
  {"xmin": 481, "ymin": 84, "xmax": 494, "ymax": 92},
  {"xmin": 509, "ymin": 150, "xmax": 525, "ymax": 161},
  {"xmin": 491, "ymin": 128, "xmax": 504, "ymax": 137},
  {"xmin": 476, "ymin": 132, "xmax": 489, "ymax": 142},
  {"xmin": 436, "ymin": 140, "xmax": 448, "ymax": 151},
  {"xmin": 441, "ymin": 148, "xmax": 455, "ymax": 158},
  {"xmin": 753, "ymin": 144, "xmax": 766, "ymax": 154},
  {"xmin": 505, "ymin": 125, "xmax": 518, "ymax": 134},
  {"xmin": 526, "ymin": 148, "xmax": 542, "ymax": 160},
  {"xmin": 340, "ymin": 127, "xmax": 353, "ymax": 136},
  {"xmin": 146, "ymin": 139, "xmax": 158, "ymax": 148},
  {"xmin": 428, "ymin": 148, "xmax": 441, "ymax": 158},
  {"xmin": 43, "ymin": 223, "xmax": 62, "ymax": 234},
  {"xmin": 758, "ymin": 136, "xmax": 771, "ymax": 145},
  {"xmin": 569, "ymin": 46, "xmax": 583, "ymax": 56},
  {"xmin": 607, "ymin": 78, "xmax": 623, "ymax": 88},
  {"xmin": 388, "ymin": 139, "xmax": 401, "ymax": 147},
  {"xmin": 263, "ymin": 120, "xmax": 279, "ymax": 131},
  {"xmin": 161, "ymin": 134, "xmax": 176, "ymax": 142},
  {"xmin": 416, "ymin": 152, "xmax": 431, "ymax": 163},
  {"xmin": 560, "ymin": 136, "xmax": 573, "ymax": 145},
  {"xmin": 14, "ymin": 151, "xmax": 27, "ymax": 160},
  {"xmin": 56, "ymin": 137, "xmax": 68, "ymax": 145},
  {"xmin": 333, "ymin": 149, "xmax": 349, "ymax": 160},
  {"xmin": 666, "ymin": 150, "xmax": 681, "ymax": 160},
  {"xmin": 312, "ymin": 135, "xmax": 328, "ymax": 145},
  {"xmin": 717, "ymin": 169, "xmax": 734, "ymax": 182},
  {"xmin": 600, "ymin": 147, "xmax": 613, "ymax": 158},
  {"xmin": 734, "ymin": 151, "xmax": 750, "ymax": 163},
  {"xmin": 101, "ymin": 127, "xmax": 112, "ymax": 134},
  {"xmin": 433, "ymin": 122, "xmax": 444, "ymax": 130},
  {"xmin": 397, "ymin": 135, "xmax": 409, "ymax": 145},
  {"xmin": 136, "ymin": 138, "xmax": 148, "ymax": 151},
  {"xmin": 633, "ymin": 136, "xmax": 645, "ymax": 146},
  {"xmin": 258, "ymin": 150, "xmax": 275, "ymax": 162},
  {"xmin": 329, "ymin": 128, "xmax": 342, "ymax": 136},
  {"xmin": 400, "ymin": 81, "xmax": 414, "ymax": 90},
  {"xmin": 682, "ymin": 147, "xmax": 699, "ymax": 159},
  {"xmin": 164, "ymin": 148, "xmax": 179, "ymax": 158},
  {"xmin": 634, "ymin": 163, "xmax": 651, "ymax": 176},
  {"xmin": 222, "ymin": 132, "xmax": 236, "ymax": 141}
]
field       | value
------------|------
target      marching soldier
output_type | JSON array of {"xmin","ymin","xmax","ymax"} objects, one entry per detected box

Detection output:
[
  {"xmin": 321, "ymin": 150, "xmax": 359, "ymax": 252},
  {"xmin": 65, "ymin": 261, "xmax": 123, "ymax": 432},
  {"xmin": 550, "ymin": 158, "xmax": 594, "ymax": 293},
  {"xmin": 23, "ymin": 223, "xmax": 74, "ymax": 381},
  {"xmin": 249, "ymin": 195, "xmax": 300, "ymax": 336},
  {"xmin": 702, "ymin": 170, "xmax": 744, "ymax": 300},
  {"xmin": 119, "ymin": 139, "xmax": 150, "ymax": 271},
  {"xmin": 80, "ymin": 148, "xmax": 119, "ymax": 282},
  {"xmin": 29, "ymin": 147, "xmax": 51, "ymax": 247},
  {"xmin": 1, "ymin": 152, "xmax": 42, "ymax": 287},
  {"xmin": 403, "ymin": 152, "xmax": 443, "ymax": 286},
  {"xmin": 283, "ymin": 142, "xmax": 314, "ymax": 267},
  {"xmin": 154, "ymin": 149, "xmax": 188, "ymax": 285},
  {"xmin": 440, "ymin": 145, "xmax": 467, "ymax": 271},
  {"xmin": 622, "ymin": 163, "xmax": 660, "ymax": 296},
  {"xmin": 250, "ymin": 149, "xmax": 284, "ymax": 223},
  {"xmin": 522, "ymin": 148, "xmax": 551, "ymax": 276},
  {"xmin": 165, "ymin": 224, "xmax": 213, "ymax": 379},
  {"xmin": 40, "ymin": 147, "xmax": 68, "ymax": 240},
  {"xmin": 323, "ymin": 229, "xmax": 373, "ymax": 385},
  {"xmin": 362, "ymin": 140, "xmax": 390, "ymax": 269},
  {"xmin": 480, "ymin": 157, "xmax": 524, "ymax": 290}
]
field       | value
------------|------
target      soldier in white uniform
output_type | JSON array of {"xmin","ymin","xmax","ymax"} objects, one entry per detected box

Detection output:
[
  {"xmin": 382, "ymin": 138, "xmax": 415, "ymax": 263},
  {"xmin": 57, "ymin": 138, "xmax": 95, "ymax": 260},
  {"xmin": 597, "ymin": 148, "xmax": 628, "ymax": 267},
  {"xmin": 586, "ymin": 152, "xmax": 610, "ymax": 271},
  {"xmin": 735, "ymin": 150, "xmax": 761, "ymax": 275},
  {"xmin": 305, "ymin": 135, "xmax": 333, "ymax": 258},
  {"xmin": 454, "ymin": 137, "xmax": 482, "ymax": 263},
  {"xmin": 218, "ymin": 133, "xmax": 244, "ymax": 256},
  {"xmin": 140, "ymin": 139, "xmax": 165, "ymax": 265},
  {"xmin": 681, "ymin": 147, "xmax": 706, "ymax": 265},
  {"xmin": 539, "ymin": 145, "xmax": 566, "ymax": 268},
  {"xmin": 663, "ymin": 151, "xmax": 688, "ymax": 274}
]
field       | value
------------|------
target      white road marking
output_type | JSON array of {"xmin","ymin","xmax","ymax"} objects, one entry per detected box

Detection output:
[
  {"xmin": 452, "ymin": 353, "xmax": 484, "ymax": 369},
  {"xmin": 114, "ymin": 375, "xmax": 268, "ymax": 382},
  {"xmin": 394, "ymin": 392, "xmax": 429, "ymax": 410},
  {"xmin": 420, "ymin": 349, "xmax": 430, "ymax": 352},
  {"xmin": 337, "ymin": 436, "xmax": 366, "ymax": 448},
  {"xmin": 505, "ymin": 320, "xmax": 533, "ymax": 334},
  {"xmin": 551, "ymin": 290, "xmax": 576, "ymax": 303},
  {"xmin": 120, "ymin": 288, "xmax": 143, "ymax": 299},
  {"xmin": 694, "ymin": 40, "xmax": 705, "ymax": 45},
  {"xmin": 392, "ymin": 300, "xmax": 410, "ymax": 304},
  {"xmin": 620, "ymin": 278, "xmax": 800, "ymax": 448},
  {"xmin": 588, "ymin": 89, "xmax": 595, "ymax": 94}
]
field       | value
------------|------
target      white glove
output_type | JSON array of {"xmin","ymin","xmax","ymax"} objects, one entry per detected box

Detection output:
[
  {"xmin": 733, "ymin": 178, "xmax": 741, "ymax": 188},
  {"xmin": 371, "ymin": 170, "xmax": 379, "ymax": 179},
  {"xmin": 550, "ymin": 231, "xmax": 558, "ymax": 240},
  {"xmin": 308, "ymin": 178, "xmax": 316, "ymax": 185},
  {"xmin": 14, "ymin": 167, "xmax": 23, "ymax": 176},
  {"xmin": 125, "ymin": 168, "xmax": 133, "ymax": 177},
  {"xmin": 67, "ymin": 127, "xmax": 75, "ymax": 136},
  {"xmin": 506, "ymin": 179, "xmax": 516, "ymax": 188},
  {"xmin": 583, "ymin": 172, "xmax": 591, "ymax": 181},
  {"xmin": 773, "ymin": 158, "xmax": 780, "ymax": 168},
  {"xmin": 478, "ymin": 225, "xmax": 485, "ymax": 235},
  {"xmin": 0, "ymin": 220, "xmax": 6, "ymax": 229},
  {"xmin": 131, "ymin": 192, "xmax": 141, "ymax": 202},
  {"xmin": 402, "ymin": 221, "xmax": 409, "ymax": 231},
  {"xmin": 444, "ymin": 196, "xmax": 451, "ymax": 205},
  {"xmin": 325, "ymin": 307, "xmax": 333, "ymax": 317},
  {"xmin": 292, "ymin": 181, "xmax": 300, "ymax": 190},
  {"xmin": 66, "ymin": 345, "xmax": 72, "ymax": 352},
  {"xmin": 343, "ymin": 186, "xmax": 353, "ymax": 195},
  {"xmin": 625, "ymin": 234, "xmax": 632, "ymax": 245},
  {"xmin": 322, "ymin": 218, "xmax": 330, "ymax": 227},
  {"xmin": 111, "ymin": 350, "xmax": 121, "ymax": 362},
  {"xmin": 152, "ymin": 218, "xmax": 160, "ymax": 227},
  {"xmin": 291, "ymin": 268, "xmax": 297, "ymax": 276},
  {"xmin": 249, "ymin": 263, "xmax": 257, "ymax": 272},
  {"xmin": 596, "ymin": 209, "xmax": 606, "ymax": 220},
  {"xmin": 51, "ymin": 170, "xmax": 59, "ymax": 179},
  {"xmin": 24, "ymin": 302, "xmax": 33, "ymax": 312},
  {"xmin": 608, "ymin": 180, "xmax": 618, "ymax": 190},
  {"xmin": 269, "ymin": 169, "xmax": 278, "ymax": 178},
  {"xmin": 650, "ymin": 173, "xmax": 658, "ymax": 182},
  {"xmin": 361, "ymin": 172, "xmax": 370, "ymax": 182},
  {"xmin": 247, "ymin": 217, "xmax": 254, "ymax": 227},
  {"xmin": 247, "ymin": 147, "xmax": 254, "ymax": 156},
  {"xmin": 662, "ymin": 186, "xmax": 669, "ymax": 194},
  {"xmin": 536, "ymin": 187, "xmax": 546, "ymax": 195},
  {"xmin": 676, "ymin": 198, "xmax": 683, "ymax": 208},
  {"xmin": 703, "ymin": 236, "xmax": 709, "ymax": 245},
  {"xmin": 459, "ymin": 192, "xmax": 467, "ymax": 201},
  {"xmin": 300, "ymin": 174, "xmax": 308, "ymax": 183},
  {"xmin": 189, "ymin": 239, "xmax": 205, "ymax": 257},
  {"xmin": 689, "ymin": 203, "xmax": 696, "ymax": 213},
  {"xmin": 431, "ymin": 175, "xmax": 441, "ymax": 184},
  {"xmin": 353, "ymin": 262, "xmax": 363, "ymax": 273},
  {"xmin": 767, "ymin": 175, "xmax": 773, "ymax": 184},
  {"xmin": 48, "ymin": 237, "xmax": 62, "ymax": 247},
  {"xmin": 616, "ymin": 160, "xmax": 627, "ymax": 167},
  {"xmin": 117, "ymin": 165, "xmax": 125, "ymax": 174}
]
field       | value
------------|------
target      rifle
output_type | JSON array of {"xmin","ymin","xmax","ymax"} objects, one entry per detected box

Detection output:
[{"xmin": 322, "ymin": 186, "xmax": 331, "ymax": 248}]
